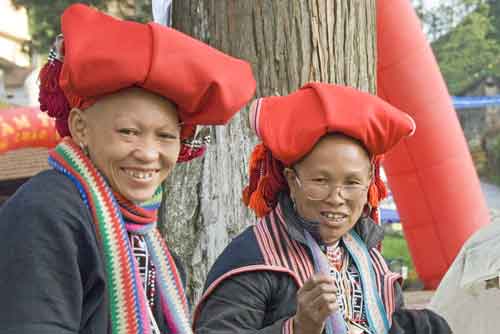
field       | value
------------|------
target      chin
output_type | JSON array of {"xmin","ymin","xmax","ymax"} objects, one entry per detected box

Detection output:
[
  {"xmin": 121, "ymin": 188, "xmax": 157, "ymax": 203},
  {"xmin": 320, "ymin": 227, "xmax": 350, "ymax": 245}
]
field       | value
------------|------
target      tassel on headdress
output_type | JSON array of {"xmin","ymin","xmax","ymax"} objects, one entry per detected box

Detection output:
[
  {"xmin": 177, "ymin": 125, "xmax": 211, "ymax": 162},
  {"xmin": 367, "ymin": 155, "xmax": 388, "ymax": 224},
  {"xmin": 177, "ymin": 145, "xmax": 206, "ymax": 162},
  {"xmin": 38, "ymin": 35, "xmax": 71, "ymax": 137},
  {"xmin": 242, "ymin": 143, "xmax": 288, "ymax": 217}
]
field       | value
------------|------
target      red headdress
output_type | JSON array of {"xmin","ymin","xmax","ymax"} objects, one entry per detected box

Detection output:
[
  {"xmin": 243, "ymin": 83, "xmax": 416, "ymax": 222},
  {"xmin": 39, "ymin": 4, "xmax": 256, "ymax": 162}
]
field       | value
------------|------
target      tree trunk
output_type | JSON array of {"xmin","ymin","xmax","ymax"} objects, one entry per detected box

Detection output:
[{"xmin": 163, "ymin": 0, "xmax": 376, "ymax": 305}]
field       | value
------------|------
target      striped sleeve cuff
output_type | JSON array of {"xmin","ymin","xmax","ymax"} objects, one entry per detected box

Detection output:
[{"xmin": 282, "ymin": 317, "xmax": 294, "ymax": 334}]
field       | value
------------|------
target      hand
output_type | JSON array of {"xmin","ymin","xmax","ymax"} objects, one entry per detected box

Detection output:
[{"xmin": 293, "ymin": 274, "xmax": 339, "ymax": 334}]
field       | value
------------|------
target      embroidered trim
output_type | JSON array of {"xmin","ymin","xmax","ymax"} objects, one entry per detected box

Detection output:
[{"xmin": 282, "ymin": 317, "xmax": 294, "ymax": 334}]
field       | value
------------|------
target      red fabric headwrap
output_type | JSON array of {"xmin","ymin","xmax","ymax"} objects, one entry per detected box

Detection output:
[
  {"xmin": 39, "ymin": 4, "xmax": 256, "ymax": 162},
  {"xmin": 243, "ymin": 83, "xmax": 415, "ymax": 220}
]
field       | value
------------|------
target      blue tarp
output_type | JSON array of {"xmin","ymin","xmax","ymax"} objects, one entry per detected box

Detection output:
[
  {"xmin": 380, "ymin": 208, "xmax": 400, "ymax": 223},
  {"xmin": 452, "ymin": 95, "xmax": 500, "ymax": 109}
]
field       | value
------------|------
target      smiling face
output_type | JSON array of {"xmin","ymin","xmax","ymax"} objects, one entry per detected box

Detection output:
[
  {"xmin": 69, "ymin": 87, "xmax": 181, "ymax": 202},
  {"xmin": 284, "ymin": 134, "xmax": 372, "ymax": 245}
]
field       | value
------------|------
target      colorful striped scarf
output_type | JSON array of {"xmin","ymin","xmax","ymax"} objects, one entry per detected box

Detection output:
[{"xmin": 48, "ymin": 137, "xmax": 192, "ymax": 334}]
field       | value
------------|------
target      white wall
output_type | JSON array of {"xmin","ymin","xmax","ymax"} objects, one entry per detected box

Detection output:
[{"xmin": 0, "ymin": 0, "xmax": 30, "ymax": 67}]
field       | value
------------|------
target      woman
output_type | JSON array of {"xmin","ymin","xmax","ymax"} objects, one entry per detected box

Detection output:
[
  {"xmin": 0, "ymin": 4, "xmax": 255, "ymax": 334},
  {"xmin": 193, "ymin": 83, "xmax": 451, "ymax": 334}
]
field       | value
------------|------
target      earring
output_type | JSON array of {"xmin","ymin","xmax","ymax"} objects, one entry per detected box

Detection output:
[{"xmin": 79, "ymin": 142, "xmax": 89, "ymax": 156}]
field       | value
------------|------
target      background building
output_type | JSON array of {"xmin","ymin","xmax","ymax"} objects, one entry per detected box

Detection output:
[{"xmin": 0, "ymin": 0, "xmax": 48, "ymax": 205}]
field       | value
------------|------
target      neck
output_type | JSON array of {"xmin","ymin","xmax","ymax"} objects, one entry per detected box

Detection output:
[{"xmin": 279, "ymin": 193, "xmax": 323, "ymax": 243}]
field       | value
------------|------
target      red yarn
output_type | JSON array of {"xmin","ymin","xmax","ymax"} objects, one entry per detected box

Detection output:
[
  {"xmin": 248, "ymin": 176, "xmax": 271, "ymax": 217},
  {"xmin": 177, "ymin": 144, "xmax": 207, "ymax": 162},
  {"xmin": 367, "ymin": 155, "xmax": 387, "ymax": 224},
  {"xmin": 38, "ymin": 59, "xmax": 71, "ymax": 137},
  {"xmin": 243, "ymin": 144, "xmax": 288, "ymax": 217}
]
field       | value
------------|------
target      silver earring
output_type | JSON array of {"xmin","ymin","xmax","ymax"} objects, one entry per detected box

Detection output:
[{"xmin": 79, "ymin": 142, "xmax": 89, "ymax": 156}]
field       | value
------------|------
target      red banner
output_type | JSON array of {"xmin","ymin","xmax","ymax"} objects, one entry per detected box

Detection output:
[{"xmin": 0, "ymin": 107, "xmax": 60, "ymax": 154}]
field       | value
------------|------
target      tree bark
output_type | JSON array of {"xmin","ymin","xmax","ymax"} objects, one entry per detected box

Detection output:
[{"xmin": 163, "ymin": 0, "xmax": 376, "ymax": 305}]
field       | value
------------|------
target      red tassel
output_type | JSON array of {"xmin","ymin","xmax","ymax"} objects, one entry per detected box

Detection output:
[
  {"xmin": 249, "ymin": 143, "xmax": 266, "ymax": 171},
  {"xmin": 368, "ymin": 183, "xmax": 379, "ymax": 209},
  {"xmin": 243, "ymin": 164, "xmax": 261, "ymax": 206},
  {"xmin": 373, "ymin": 155, "xmax": 388, "ymax": 201},
  {"xmin": 242, "ymin": 144, "xmax": 288, "ymax": 217},
  {"xmin": 248, "ymin": 176, "xmax": 271, "ymax": 218},
  {"xmin": 367, "ymin": 155, "xmax": 388, "ymax": 224},
  {"xmin": 176, "ymin": 144, "xmax": 207, "ymax": 163},
  {"xmin": 38, "ymin": 59, "xmax": 71, "ymax": 137},
  {"xmin": 243, "ymin": 144, "xmax": 267, "ymax": 206}
]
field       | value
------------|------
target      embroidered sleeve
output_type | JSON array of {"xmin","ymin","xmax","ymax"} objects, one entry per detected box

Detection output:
[{"xmin": 281, "ymin": 317, "xmax": 294, "ymax": 334}]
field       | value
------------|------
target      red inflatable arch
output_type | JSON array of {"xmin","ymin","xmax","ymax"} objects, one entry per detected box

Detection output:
[
  {"xmin": 377, "ymin": 0, "xmax": 490, "ymax": 288},
  {"xmin": 0, "ymin": 107, "xmax": 59, "ymax": 154}
]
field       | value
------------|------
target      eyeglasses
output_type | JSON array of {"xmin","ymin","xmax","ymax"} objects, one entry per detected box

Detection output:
[{"xmin": 293, "ymin": 169, "xmax": 370, "ymax": 201}]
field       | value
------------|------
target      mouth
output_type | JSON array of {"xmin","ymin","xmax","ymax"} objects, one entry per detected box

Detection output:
[
  {"xmin": 120, "ymin": 167, "xmax": 160, "ymax": 182},
  {"xmin": 320, "ymin": 211, "xmax": 349, "ymax": 226}
]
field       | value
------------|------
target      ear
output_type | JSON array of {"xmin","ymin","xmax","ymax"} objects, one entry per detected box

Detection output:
[
  {"xmin": 68, "ymin": 108, "xmax": 89, "ymax": 145},
  {"xmin": 283, "ymin": 167, "xmax": 297, "ymax": 199}
]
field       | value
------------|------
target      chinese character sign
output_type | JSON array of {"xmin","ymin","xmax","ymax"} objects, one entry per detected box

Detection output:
[{"xmin": 0, "ymin": 107, "xmax": 60, "ymax": 154}]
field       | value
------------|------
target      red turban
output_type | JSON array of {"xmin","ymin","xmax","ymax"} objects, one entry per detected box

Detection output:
[
  {"xmin": 243, "ymin": 83, "xmax": 416, "ymax": 219},
  {"xmin": 39, "ymin": 4, "xmax": 256, "ymax": 162}
]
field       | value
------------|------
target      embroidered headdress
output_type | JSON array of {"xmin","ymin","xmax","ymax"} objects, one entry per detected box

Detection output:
[
  {"xmin": 39, "ymin": 4, "xmax": 256, "ymax": 162},
  {"xmin": 243, "ymin": 83, "xmax": 416, "ymax": 221}
]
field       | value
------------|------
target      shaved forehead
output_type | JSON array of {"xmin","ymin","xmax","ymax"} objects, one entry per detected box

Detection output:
[{"xmin": 84, "ymin": 87, "xmax": 177, "ymax": 122}]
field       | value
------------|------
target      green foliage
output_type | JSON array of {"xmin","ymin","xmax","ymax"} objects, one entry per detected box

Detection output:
[
  {"xmin": 10, "ymin": 0, "xmax": 152, "ymax": 54},
  {"xmin": 491, "ymin": 133, "xmax": 500, "ymax": 186},
  {"xmin": 429, "ymin": 1, "xmax": 500, "ymax": 94},
  {"xmin": 411, "ymin": 0, "xmax": 425, "ymax": 21},
  {"xmin": 382, "ymin": 233, "xmax": 419, "ymax": 288},
  {"xmin": 423, "ymin": 0, "xmax": 476, "ymax": 41},
  {"xmin": 489, "ymin": 0, "xmax": 500, "ymax": 40},
  {"xmin": 382, "ymin": 234, "xmax": 415, "ymax": 272}
]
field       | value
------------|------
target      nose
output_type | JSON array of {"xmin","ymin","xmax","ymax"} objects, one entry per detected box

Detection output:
[
  {"xmin": 132, "ymin": 140, "xmax": 160, "ymax": 162},
  {"xmin": 324, "ymin": 185, "xmax": 346, "ymax": 205}
]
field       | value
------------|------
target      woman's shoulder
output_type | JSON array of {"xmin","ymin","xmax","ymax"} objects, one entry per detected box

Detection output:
[
  {"xmin": 203, "ymin": 226, "xmax": 264, "ymax": 288},
  {"xmin": 7, "ymin": 169, "xmax": 83, "ymax": 203},
  {"xmin": 355, "ymin": 216, "xmax": 385, "ymax": 248},
  {"xmin": 22, "ymin": 169, "xmax": 80, "ymax": 195},
  {"xmin": 0, "ymin": 169, "xmax": 92, "ymax": 232}
]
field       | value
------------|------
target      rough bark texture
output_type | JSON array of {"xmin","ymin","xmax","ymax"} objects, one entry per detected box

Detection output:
[{"xmin": 162, "ymin": 0, "xmax": 376, "ymax": 306}]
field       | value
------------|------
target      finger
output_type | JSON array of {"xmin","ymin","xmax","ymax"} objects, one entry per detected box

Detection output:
[
  {"xmin": 297, "ymin": 281, "xmax": 337, "ymax": 310},
  {"xmin": 317, "ymin": 299, "xmax": 340, "ymax": 321},
  {"xmin": 305, "ymin": 293, "xmax": 338, "ymax": 323},
  {"xmin": 300, "ymin": 274, "xmax": 335, "ymax": 292},
  {"xmin": 303, "ymin": 289, "xmax": 337, "ymax": 315},
  {"xmin": 310, "ymin": 289, "xmax": 338, "ymax": 309},
  {"xmin": 312, "ymin": 292, "xmax": 339, "ymax": 315},
  {"xmin": 303, "ymin": 282, "xmax": 337, "ymax": 304},
  {"xmin": 298, "ymin": 277, "xmax": 337, "ymax": 307}
]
